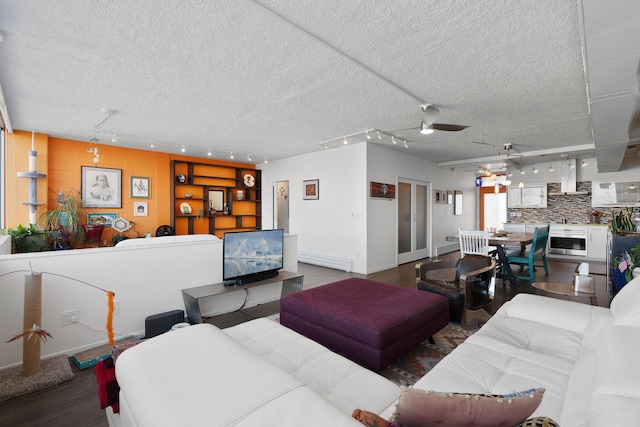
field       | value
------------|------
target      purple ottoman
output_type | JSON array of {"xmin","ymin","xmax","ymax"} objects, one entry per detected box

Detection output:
[{"xmin": 280, "ymin": 278, "xmax": 449, "ymax": 372}]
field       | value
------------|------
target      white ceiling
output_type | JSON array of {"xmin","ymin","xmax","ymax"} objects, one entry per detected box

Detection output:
[{"xmin": 0, "ymin": 0, "xmax": 638, "ymax": 172}]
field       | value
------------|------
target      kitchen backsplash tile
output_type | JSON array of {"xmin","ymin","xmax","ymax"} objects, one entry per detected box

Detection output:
[{"xmin": 507, "ymin": 182, "xmax": 615, "ymax": 225}]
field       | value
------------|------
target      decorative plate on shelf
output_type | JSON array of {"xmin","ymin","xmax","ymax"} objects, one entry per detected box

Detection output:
[
  {"xmin": 179, "ymin": 202, "xmax": 192, "ymax": 214},
  {"xmin": 176, "ymin": 174, "xmax": 186, "ymax": 184},
  {"xmin": 243, "ymin": 172, "xmax": 256, "ymax": 188}
]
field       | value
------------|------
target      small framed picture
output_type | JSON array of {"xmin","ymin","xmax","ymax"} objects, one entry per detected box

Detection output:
[
  {"xmin": 87, "ymin": 213, "xmax": 117, "ymax": 226},
  {"xmin": 303, "ymin": 179, "xmax": 319, "ymax": 200},
  {"xmin": 82, "ymin": 166, "xmax": 122, "ymax": 208},
  {"xmin": 131, "ymin": 176, "xmax": 150, "ymax": 198},
  {"xmin": 370, "ymin": 181, "xmax": 396, "ymax": 199},
  {"xmin": 134, "ymin": 202, "xmax": 148, "ymax": 216}
]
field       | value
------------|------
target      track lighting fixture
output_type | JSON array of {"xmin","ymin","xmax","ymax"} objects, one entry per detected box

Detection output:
[
  {"xmin": 532, "ymin": 167, "xmax": 538, "ymax": 174},
  {"xmin": 264, "ymin": 158, "xmax": 268, "ymax": 164},
  {"xmin": 391, "ymin": 137, "xmax": 396, "ymax": 145},
  {"xmin": 549, "ymin": 163, "xmax": 554, "ymax": 172},
  {"xmin": 112, "ymin": 135, "xmax": 118, "ymax": 143},
  {"xmin": 247, "ymin": 154, "xmax": 252, "ymax": 161},
  {"xmin": 230, "ymin": 152, "xmax": 234, "ymax": 159},
  {"xmin": 207, "ymin": 149, "xmax": 212, "ymax": 156},
  {"xmin": 181, "ymin": 145, "xmax": 186, "ymax": 153},
  {"xmin": 377, "ymin": 131, "xmax": 382, "ymax": 140},
  {"xmin": 365, "ymin": 131, "xmax": 371, "ymax": 140},
  {"xmin": 404, "ymin": 140, "xmax": 408, "ymax": 149},
  {"xmin": 520, "ymin": 169, "xmax": 525, "ymax": 175},
  {"xmin": 581, "ymin": 159, "xmax": 587, "ymax": 167},
  {"xmin": 150, "ymin": 141, "xmax": 155, "ymax": 148},
  {"xmin": 343, "ymin": 138, "xmax": 348, "ymax": 145}
]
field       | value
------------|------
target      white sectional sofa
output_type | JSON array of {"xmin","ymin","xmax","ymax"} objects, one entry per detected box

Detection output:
[
  {"xmin": 381, "ymin": 276, "xmax": 640, "ymax": 426},
  {"xmin": 110, "ymin": 318, "xmax": 400, "ymax": 427},
  {"xmin": 110, "ymin": 276, "xmax": 640, "ymax": 426}
]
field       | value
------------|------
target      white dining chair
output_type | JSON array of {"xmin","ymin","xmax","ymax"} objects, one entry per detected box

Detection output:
[{"xmin": 458, "ymin": 229, "xmax": 492, "ymax": 257}]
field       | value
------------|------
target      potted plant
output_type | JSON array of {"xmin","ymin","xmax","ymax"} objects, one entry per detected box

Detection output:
[
  {"xmin": 611, "ymin": 207, "xmax": 637, "ymax": 234},
  {"xmin": 7, "ymin": 223, "xmax": 49, "ymax": 253},
  {"xmin": 47, "ymin": 229, "xmax": 68, "ymax": 250},
  {"xmin": 40, "ymin": 189, "xmax": 85, "ymax": 248}
]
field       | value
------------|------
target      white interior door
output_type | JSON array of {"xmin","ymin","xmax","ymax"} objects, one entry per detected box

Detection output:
[
  {"xmin": 398, "ymin": 178, "xmax": 430, "ymax": 264},
  {"xmin": 273, "ymin": 181, "xmax": 289, "ymax": 232}
]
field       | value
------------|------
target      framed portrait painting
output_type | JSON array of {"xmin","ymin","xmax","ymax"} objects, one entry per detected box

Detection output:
[
  {"xmin": 82, "ymin": 166, "xmax": 122, "ymax": 208},
  {"xmin": 303, "ymin": 179, "xmax": 319, "ymax": 200},
  {"xmin": 131, "ymin": 176, "xmax": 150, "ymax": 198}
]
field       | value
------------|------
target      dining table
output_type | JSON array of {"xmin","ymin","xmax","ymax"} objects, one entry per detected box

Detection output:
[{"xmin": 447, "ymin": 232, "xmax": 534, "ymax": 287}]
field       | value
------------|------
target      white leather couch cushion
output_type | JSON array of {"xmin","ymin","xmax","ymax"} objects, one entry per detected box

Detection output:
[
  {"xmin": 586, "ymin": 325, "xmax": 640, "ymax": 426},
  {"xmin": 496, "ymin": 293, "xmax": 611, "ymax": 334},
  {"xmin": 116, "ymin": 323, "xmax": 363, "ymax": 426},
  {"xmin": 224, "ymin": 318, "xmax": 400, "ymax": 415},
  {"xmin": 610, "ymin": 275, "xmax": 640, "ymax": 326}
]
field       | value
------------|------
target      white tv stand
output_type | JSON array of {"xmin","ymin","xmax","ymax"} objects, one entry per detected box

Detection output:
[{"xmin": 182, "ymin": 271, "xmax": 304, "ymax": 324}]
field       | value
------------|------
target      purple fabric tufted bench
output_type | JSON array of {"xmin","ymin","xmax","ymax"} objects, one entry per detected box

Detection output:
[{"xmin": 280, "ymin": 277, "xmax": 449, "ymax": 372}]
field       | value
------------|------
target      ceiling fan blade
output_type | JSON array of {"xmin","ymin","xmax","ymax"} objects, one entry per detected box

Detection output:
[{"xmin": 431, "ymin": 123, "xmax": 469, "ymax": 132}]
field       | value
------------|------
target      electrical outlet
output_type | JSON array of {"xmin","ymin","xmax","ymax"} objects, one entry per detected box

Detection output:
[
  {"xmin": 61, "ymin": 309, "xmax": 79, "ymax": 326},
  {"xmin": 113, "ymin": 300, "xmax": 119, "ymax": 315}
]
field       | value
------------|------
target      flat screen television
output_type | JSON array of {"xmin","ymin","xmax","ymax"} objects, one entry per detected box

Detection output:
[{"xmin": 223, "ymin": 229, "xmax": 284, "ymax": 285}]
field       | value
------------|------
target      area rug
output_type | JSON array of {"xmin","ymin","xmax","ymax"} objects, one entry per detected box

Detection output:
[
  {"xmin": 379, "ymin": 323, "xmax": 475, "ymax": 387},
  {"xmin": 0, "ymin": 355, "xmax": 74, "ymax": 403}
]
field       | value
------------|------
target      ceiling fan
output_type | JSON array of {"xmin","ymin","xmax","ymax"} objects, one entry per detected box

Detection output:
[{"xmin": 418, "ymin": 104, "xmax": 469, "ymax": 134}]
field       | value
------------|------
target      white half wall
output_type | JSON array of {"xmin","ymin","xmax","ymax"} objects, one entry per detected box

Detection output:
[{"xmin": 0, "ymin": 234, "xmax": 297, "ymax": 369}]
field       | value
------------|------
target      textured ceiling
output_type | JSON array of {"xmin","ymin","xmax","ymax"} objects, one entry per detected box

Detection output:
[{"xmin": 0, "ymin": 0, "xmax": 638, "ymax": 172}]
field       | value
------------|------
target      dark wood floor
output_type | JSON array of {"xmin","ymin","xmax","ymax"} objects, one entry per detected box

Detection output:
[{"xmin": 0, "ymin": 256, "xmax": 607, "ymax": 426}]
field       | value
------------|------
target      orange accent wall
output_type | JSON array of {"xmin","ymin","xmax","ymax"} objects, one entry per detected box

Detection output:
[{"xmin": 4, "ymin": 129, "xmax": 255, "ymax": 240}]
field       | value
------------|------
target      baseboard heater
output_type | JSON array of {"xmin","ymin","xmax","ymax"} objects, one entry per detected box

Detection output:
[
  {"xmin": 435, "ymin": 243, "xmax": 459, "ymax": 257},
  {"xmin": 298, "ymin": 251, "xmax": 352, "ymax": 272}
]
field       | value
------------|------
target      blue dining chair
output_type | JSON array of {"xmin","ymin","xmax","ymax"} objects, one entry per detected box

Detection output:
[{"xmin": 506, "ymin": 226, "xmax": 549, "ymax": 283}]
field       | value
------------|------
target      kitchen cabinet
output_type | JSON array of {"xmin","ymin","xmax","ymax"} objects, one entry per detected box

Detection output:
[
  {"xmin": 502, "ymin": 223, "xmax": 525, "ymax": 233},
  {"xmin": 587, "ymin": 226, "xmax": 607, "ymax": 260},
  {"xmin": 507, "ymin": 185, "xmax": 547, "ymax": 208},
  {"xmin": 525, "ymin": 223, "xmax": 548, "ymax": 233},
  {"xmin": 502, "ymin": 223, "xmax": 547, "ymax": 233},
  {"xmin": 592, "ymin": 180, "xmax": 640, "ymax": 207}
]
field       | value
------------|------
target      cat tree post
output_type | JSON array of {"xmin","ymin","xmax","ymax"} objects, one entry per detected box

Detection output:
[{"xmin": 22, "ymin": 272, "xmax": 42, "ymax": 376}]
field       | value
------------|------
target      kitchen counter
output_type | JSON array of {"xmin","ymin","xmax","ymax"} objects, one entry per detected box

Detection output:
[
  {"xmin": 504, "ymin": 222, "xmax": 607, "ymax": 227},
  {"xmin": 503, "ymin": 222, "xmax": 608, "ymax": 261}
]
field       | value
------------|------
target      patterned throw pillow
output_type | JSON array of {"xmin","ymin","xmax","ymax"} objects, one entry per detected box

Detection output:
[
  {"xmin": 352, "ymin": 409, "xmax": 400, "ymax": 427},
  {"xmin": 392, "ymin": 388, "xmax": 545, "ymax": 427},
  {"xmin": 516, "ymin": 417, "xmax": 559, "ymax": 427}
]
